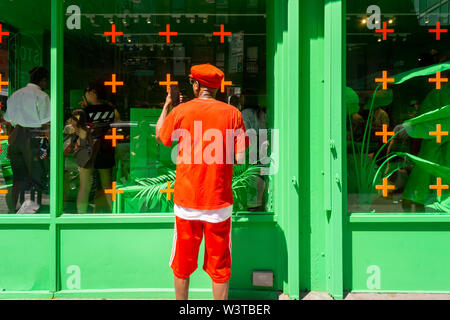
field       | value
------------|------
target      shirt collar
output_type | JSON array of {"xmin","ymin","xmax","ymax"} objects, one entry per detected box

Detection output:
[{"xmin": 26, "ymin": 83, "xmax": 42, "ymax": 90}]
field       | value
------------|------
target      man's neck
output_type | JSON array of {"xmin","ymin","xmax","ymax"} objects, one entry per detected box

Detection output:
[{"xmin": 197, "ymin": 90, "xmax": 216, "ymax": 100}]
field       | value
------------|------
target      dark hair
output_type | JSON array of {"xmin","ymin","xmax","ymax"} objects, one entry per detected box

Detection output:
[
  {"xmin": 87, "ymin": 78, "xmax": 108, "ymax": 101},
  {"xmin": 241, "ymin": 89, "xmax": 259, "ymax": 109},
  {"xmin": 230, "ymin": 95, "xmax": 240, "ymax": 108},
  {"xmin": 29, "ymin": 67, "xmax": 49, "ymax": 84},
  {"xmin": 70, "ymin": 109, "xmax": 87, "ymax": 128}
]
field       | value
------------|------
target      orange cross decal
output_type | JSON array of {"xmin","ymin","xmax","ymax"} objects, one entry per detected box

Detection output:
[
  {"xmin": 213, "ymin": 24, "xmax": 232, "ymax": 43},
  {"xmin": 159, "ymin": 24, "xmax": 178, "ymax": 43},
  {"xmin": 105, "ymin": 182, "xmax": 124, "ymax": 201},
  {"xmin": 105, "ymin": 74, "xmax": 124, "ymax": 93},
  {"xmin": 0, "ymin": 134, "xmax": 9, "ymax": 152},
  {"xmin": 430, "ymin": 177, "xmax": 449, "ymax": 197},
  {"xmin": 375, "ymin": 124, "xmax": 395, "ymax": 143},
  {"xmin": 376, "ymin": 178, "xmax": 395, "ymax": 197},
  {"xmin": 375, "ymin": 21, "xmax": 394, "ymax": 40},
  {"xmin": 0, "ymin": 24, "xmax": 9, "ymax": 43},
  {"xmin": 0, "ymin": 74, "xmax": 9, "ymax": 91},
  {"xmin": 105, "ymin": 128, "xmax": 124, "ymax": 147},
  {"xmin": 159, "ymin": 74, "xmax": 178, "ymax": 93},
  {"xmin": 429, "ymin": 22, "xmax": 448, "ymax": 40},
  {"xmin": 160, "ymin": 181, "xmax": 175, "ymax": 201},
  {"xmin": 429, "ymin": 71, "xmax": 448, "ymax": 90},
  {"xmin": 221, "ymin": 78, "xmax": 232, "ymax": 93},
  {"xmin": 375, "ymin": 71, "xmax": 395, "ymax": 90},
  {"xmin": 429, "ymin": 124, "xmax": 448, "ymax": 143},
  {"xmin": 104, "ymin": 24, "xmax": 123, "ymax": 43}
]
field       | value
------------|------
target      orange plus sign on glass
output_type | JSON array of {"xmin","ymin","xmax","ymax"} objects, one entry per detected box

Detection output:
[
  {"xmin": 159, "ymin": 74, "xmax": 178, "ymax": 93},
  {"xmin": 375, "ymin": 124, "xmax": 395, "ymax": 143},
  {"xmin": 429, "ymin": 124, "xmax": 449, "ymax": 143},
  {"xmin": 213, "ymin": 24, "xmax": 232, "ymax": 43},
  {"xmin": 376, "ymin": 178, "xmax": 395, "ymax": 198},
  {"xmin": 221, "ymin": 78, "xmax": 232, "ymax": 93},
  {"xmin": 104, "ymin": 74, "xmax": 124, "ymax": 93},
  {"xmin": 105, "ymin": 128, "xmax": 124, "ymax": 147},
  {"xmin": 375, "ymin": 71, "xmax": 395, "ymax": 90},
  {"xmin": 105, "ymin": 182, "xmax": 124, "ymax": 201},
  {"xmin": 0, "ymin": 24, "xmax": 9, "ymax": 43},
  {"xmin": 159, "ymin": 24, "xmax": 178, "ymax": 43},
  {"xmin": 429, "ymin": 22, "xmax": 448, "ymax": 40},
  {"xmin": 104, "ymin": 24, "xmax": 123, "ymax": 43},
  {"xmin": 0, "ymin": 74, "xmax": 9, "ymax": 91},
  {"xmin": 430, "ymin": 178, "xmax": 449, "ymax": 197},
  {"xmin": 429, "ymin": 71, "xmax": 448, "ymax": 90},
  {"xmin": 160, "ymin": 181, "xmax": 175, "ymax": 201},
  {"xmin": 375, "ymin": 21, "xmax": 394, "ymax": 40}
]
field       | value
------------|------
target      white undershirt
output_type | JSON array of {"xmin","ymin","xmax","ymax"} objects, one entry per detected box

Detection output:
[
  {"xmin": 174, "ymin": 204, "xmax": 232, "ymax": 223},
  {"xmin": 4, "ymin": 83, "xmax": 51, "ymax": 128}
]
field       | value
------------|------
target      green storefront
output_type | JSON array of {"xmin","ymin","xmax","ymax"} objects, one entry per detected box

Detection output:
[{"xmin": 0, "ymin": 0, "xmax": 449, "ymax": 300}]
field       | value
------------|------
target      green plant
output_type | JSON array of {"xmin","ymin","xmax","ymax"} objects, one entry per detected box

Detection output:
[
  {"xmin": 347, "ymin": 62, "xmax": 450, "ymax": 210},
  {"xmin": 125, "ymin": 164, "xmax": 265, "ymax": 212}
]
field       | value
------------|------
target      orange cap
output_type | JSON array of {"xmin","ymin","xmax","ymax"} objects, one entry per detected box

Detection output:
[{"xmin": 189, "ymin": 64, "xmax": 224, "ymax": 89}]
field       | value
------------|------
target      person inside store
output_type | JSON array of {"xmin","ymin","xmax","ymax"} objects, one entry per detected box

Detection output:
[
  {"xmin": 240, "ymin": 89, "xmax": 267, "ymax": 211},
  {"xmin": 4, "ymin": 67, "xmax": 50, "ymax": 213},
  {"xmin": 155, "ymin": 63, "xmax": 249, "ymax": 300},
  {"xmin": 66, "ymin": 79, "xmax": 117, "ymax": 213}
]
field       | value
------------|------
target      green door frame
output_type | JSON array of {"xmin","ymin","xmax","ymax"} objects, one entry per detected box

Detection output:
[
  {"xmin": 324, "ymin": 0, "xmax": 345, "ymax": 300},
  {"xmin": 49, "ymin": 0, "xmax": 64, "ymax": 294},
  {"xmin": 270, "ymin": 0, "xmax": 300, "ymax": 300}
]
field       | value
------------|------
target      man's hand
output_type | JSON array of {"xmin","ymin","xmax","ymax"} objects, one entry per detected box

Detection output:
[
  {"xmin": 164, "ymin": 92, "xmax": 173, "ymax": 109},
  {"xmin": 165, "ymin": 92, "xmax": 184, "ymax": 109}
]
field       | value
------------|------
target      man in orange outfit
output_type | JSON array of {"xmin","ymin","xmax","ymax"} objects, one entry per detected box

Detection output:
[{"xmin": 156, "ymin": 64, "xmax": 249, "ymax": 300}]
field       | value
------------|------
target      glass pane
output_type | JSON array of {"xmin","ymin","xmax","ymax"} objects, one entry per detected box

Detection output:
[
  {"xmin": 347, "ymin": 1, "xmax": 450, "ymax": 213},
  {"xmin": 63, "ymin": 0, "xmax": 273, "ymax": 214},
  {"xmin": 0, "ymin": 0, "xmax": 51, "ymax": 214}
]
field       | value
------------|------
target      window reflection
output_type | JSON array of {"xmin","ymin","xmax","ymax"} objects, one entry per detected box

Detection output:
[
  {"xmin": 347, "ymin": 0, "xmax": 450, "ymax": 213},
  {"xmin": 0, "ymin": 0, "xmax": 51, "ymax": 214}
]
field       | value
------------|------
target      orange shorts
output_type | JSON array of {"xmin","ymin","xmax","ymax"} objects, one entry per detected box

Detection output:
[{"xmin": 169, "ymin": 216, "xmax": 232, "ymax": 283}]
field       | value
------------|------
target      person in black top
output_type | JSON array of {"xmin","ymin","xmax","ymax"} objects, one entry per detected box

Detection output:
[{"xmin": 67, "ymin": 79, "xmax": 117, "ymax": 213}]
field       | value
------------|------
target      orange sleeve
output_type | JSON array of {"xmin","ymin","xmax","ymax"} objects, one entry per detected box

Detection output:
[
  {"xmin": 235, "ymin": 111, "xmax": 250, "ymax": 154},
  {"xmin": 159, "ymin": 109, "xmax": 178, "ymax": 147}
]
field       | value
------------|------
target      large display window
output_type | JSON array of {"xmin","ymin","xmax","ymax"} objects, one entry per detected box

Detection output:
[
  {"xmin": 62, "ymin": 0, "xmax": 273, "ymax": 214},
  {"xmin": 0, "ymin": 0, "xmax": 51, "ymax": 214},
  {"xmin": 346, "ymin": 0, "xmax": 450, "ymax": 213}
]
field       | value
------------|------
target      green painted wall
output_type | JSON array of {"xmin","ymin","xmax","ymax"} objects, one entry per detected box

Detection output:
[
  {"xmin": 345, "ymin": 221, "xmax": 450, "ymax": 292},
  {"xmin": 298, "ymin": 0, "xmax": 327, "ymax": 293},
  {"xmin": 0, "ymin": 225, "xmax": 50, "ymax": 291}
]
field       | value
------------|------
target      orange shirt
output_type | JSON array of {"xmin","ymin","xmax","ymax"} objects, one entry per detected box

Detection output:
[{"xmin": 159, "ymin": 98, "xmax": 249, "ymax": 210}]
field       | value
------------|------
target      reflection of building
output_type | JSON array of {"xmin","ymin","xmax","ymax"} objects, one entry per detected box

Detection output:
[{"xmin": 414, "ymin": 0, "xmax": 450, "ymax": 26}]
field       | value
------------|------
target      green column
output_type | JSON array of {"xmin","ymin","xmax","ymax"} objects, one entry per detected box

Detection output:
[
  {"xmin": 271, "ymin": 0, "xmax": 300, "ymax": 299},
  {"xmin": 50, "ymin": 0, "xmax": 64, "ymax": 294},
  {"xmin": 324, "ymin": 0, "xmax": 345, "ymax": 300}
]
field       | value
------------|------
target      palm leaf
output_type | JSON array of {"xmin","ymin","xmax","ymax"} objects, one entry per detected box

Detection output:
[{"xmin": 131, "ymin": 164, "xmax": 265, "ymax": 212}]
